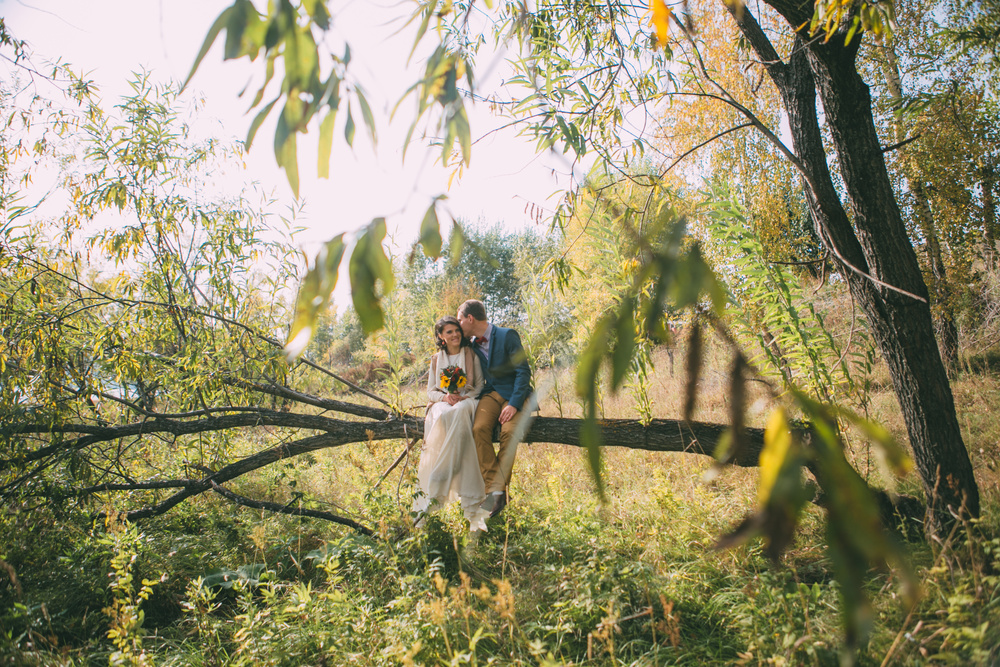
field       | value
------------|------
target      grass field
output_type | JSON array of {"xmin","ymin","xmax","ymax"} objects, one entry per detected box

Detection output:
[{"xmin": 2, "ymin": 341, "xmax": 1000, "ymax": 666}]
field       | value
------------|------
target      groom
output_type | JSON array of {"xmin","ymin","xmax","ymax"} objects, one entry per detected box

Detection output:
[{"xmin": 457, "ymin": 299, "xmax": 532, "ymax": 518}]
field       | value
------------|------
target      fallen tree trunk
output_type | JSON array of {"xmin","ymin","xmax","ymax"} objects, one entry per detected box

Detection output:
[
  {"xmin": 524, "ymin": 417, "xmax": 765, "ymax": 466},
  {"xmin": 10, "ymin": 399, "xmax": 917, "ymax": 534}
]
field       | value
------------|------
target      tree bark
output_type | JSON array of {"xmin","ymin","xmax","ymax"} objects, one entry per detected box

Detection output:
[
  {"xmin": 876, "ymin": 41, "xmax": 960, "ymax": 372},
  {"xmin": 727, "ymin": 4, "xmax": 980, "ymax": 531},
  {"xmin": 984, "ymin": 165, "xmax": 998, "ymax": 265}
]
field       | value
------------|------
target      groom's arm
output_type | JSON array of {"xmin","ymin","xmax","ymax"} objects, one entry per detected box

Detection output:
[{"xmin": 506, "ymin": 330, "xmax": 532, "ymax": 412}]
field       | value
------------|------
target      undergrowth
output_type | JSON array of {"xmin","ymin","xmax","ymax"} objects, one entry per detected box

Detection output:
[{"xmin": 3, "ymin": 347, "xmax": 1000, "ymax": 665}]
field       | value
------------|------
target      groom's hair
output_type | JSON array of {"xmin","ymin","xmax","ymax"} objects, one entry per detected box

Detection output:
[{"xmin": 458, "ymin": 299, "xmax": 487, "ymax": 322}]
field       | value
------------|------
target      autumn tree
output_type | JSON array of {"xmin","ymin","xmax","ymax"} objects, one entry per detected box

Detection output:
[{"xmin": 182, "ymin": 0, "xmax": 979, "ymax": 541}]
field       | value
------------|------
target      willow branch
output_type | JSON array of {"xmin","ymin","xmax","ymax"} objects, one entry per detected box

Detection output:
[{"xmin": 209, "ymin": 481, "xmax": 373, "ymax": 536}]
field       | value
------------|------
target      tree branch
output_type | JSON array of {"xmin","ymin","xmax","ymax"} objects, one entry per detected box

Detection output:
[
  {"xmin": 1, "ymin": 409, "xmax": 407, "ymax": 467},
  {"xmin": 209, "ymin": 481, "xmax": 373, "ymax": 536}
]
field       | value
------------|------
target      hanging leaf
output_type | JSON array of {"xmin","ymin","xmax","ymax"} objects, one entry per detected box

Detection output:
[
  {"xmin": 417, "ymin": 200, "xmax": 443, "ymax": 259},
  {"xmin": 610, "ymin": 301, "xmax": 636, "ymax": 391},
  {"xmin": 274, "ymin": 103, "xmax": 300, "ymax": 197},
  {"xmin": 344, "ymin": 105, "xmax": 356, "ymax": 147},
  {"xmin": 648, "ymin": 0, "xmax": 672, "ymax": 47},
  {"xmin": 183, "ymin": 5, "xmax": 234, "ymax": 91},
  {"xmin": 349, "ymin": 219, "xmax": 395, "ymax": 334},
  {"xmin": 246, "ymin": 97, "xmax": 279, "ymax": 150},
  {"xmin": 682, "ymin": 320, "xmax": 702, "ymax": 422},
  {"xmin": 224, "ymin": 0, "xmax": 252, "ymax": 60},
  {"xmin": 317, "ymin": 107, "xmax": 337, "ymax": 179},
  {"xmin": 576, "ymin": 315, "xmax": 614, "ymax": 502},
  {"xmin": 356, "ymin": 89, "xmax": 377, "ymax": 145},
  {"xmin": 448, "ymin": 224, "xmax": 466, "ymax": 268},
  {"xmin": 285, "ymin": 234, "xmax": 346, "ymax": 360},
  {"xmin": 758, "ymin": 408, "xmax": 795, "ymax": 505}
]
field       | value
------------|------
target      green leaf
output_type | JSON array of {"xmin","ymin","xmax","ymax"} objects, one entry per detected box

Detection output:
[
  {"xmin": 344, "ymin": 105, "xmax": 356, "ymax": 147},
  {"xmin": 576, "ymin": 316, "xmax": 613, "ymax": 501},
  {"xmin": 356, "ymin": 89, "xmax": 377, "ymax": 145},
  {"xmin": 317, "ymin": 108, "xmax": 337, "ymax": 179},
  {"xmin": 418, "ymin": 201, "xmax": 443, "ymax": 258},
  {"xmin": 183, "ymin": 6, "xmax": 233, "ymax": 91},
  {"xmin": 576, "ymin": 314, "xmax": 611, "ymax": 398},
  {"xmin": 581, "ymin": 401, "xmax": 606, "ymax": 501},
  {"xmin": 833, "ymin": 405, "xmax": 913, "ymax": 479},
  {"xmin": 285, "ymin": 234, "xmax": 346, "ymax": 360},
  {"xmin": 453, "ymin": 104, "xmax": 471, "ymax": 165},
  {"xmin": 224, "ymin": 0, "xmax": 250, "ymax": 60},
  {"xmin": 274, "ymin": 104, "xmax": 300, "ymax": 197},
  {"xmin": 302, "ymin": 0, "xmax": 330, "ymax": 30},
  {"xmin": 447, "ymin": 224, "xmax": 466, "ymax": 268},
  {"xmin": 246, "ymin": 97, "xmax": 278, "ymax": 150},
  {"xmin": 758, "ymin": 408, "xmax": 793, "ymax": 505},
  {"xmin": 409, "ymin": 0, "xmax": 438, "ymax": 62},
  {"xmin": 610, "ymin": 301, "xmax": 635, "ymax": 391},
  {"xmin": 349, "ymin": 219, "xmax": 396, "ymax": 334}
]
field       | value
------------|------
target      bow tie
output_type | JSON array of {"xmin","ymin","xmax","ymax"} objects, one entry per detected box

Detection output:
[{"xmin": 476, "ymin": 336, "xmax": 489, "ymax": 347}]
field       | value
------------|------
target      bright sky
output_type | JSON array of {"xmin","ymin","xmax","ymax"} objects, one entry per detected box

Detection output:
[{"xmin": 1, "ymin": 0, "xmax": 583, "ymax": 254}]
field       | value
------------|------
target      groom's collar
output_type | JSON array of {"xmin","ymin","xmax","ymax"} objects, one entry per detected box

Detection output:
[{"xmin": 481, "ymin": 323, "xmax": 494, "ymax": 343}]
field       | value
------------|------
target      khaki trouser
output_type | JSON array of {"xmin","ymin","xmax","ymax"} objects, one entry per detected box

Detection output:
[{"xmin": 473, "ymin": 391, "xmax": 522, "ymax": 494}]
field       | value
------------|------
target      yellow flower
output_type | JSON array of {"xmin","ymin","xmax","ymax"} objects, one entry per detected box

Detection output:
[{"xmin": 456, "ymin": 375, "xmax": 467, "ymax": 388}]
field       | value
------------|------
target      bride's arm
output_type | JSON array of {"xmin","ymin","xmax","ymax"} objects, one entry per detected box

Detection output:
[{"xmin": 427, "ymin": 355, "xmax": 446, "ymax": 403}]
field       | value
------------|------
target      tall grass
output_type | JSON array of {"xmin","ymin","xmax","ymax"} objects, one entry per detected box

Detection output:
[{"xmin": 3, "ymin": 292, "xmax": 1000, "ymax": 665}]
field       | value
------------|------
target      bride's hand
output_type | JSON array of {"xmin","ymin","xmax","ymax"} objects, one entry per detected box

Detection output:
[{"xmin": 444, "ymin": 394, "xmax": 464, "ymax": 406}]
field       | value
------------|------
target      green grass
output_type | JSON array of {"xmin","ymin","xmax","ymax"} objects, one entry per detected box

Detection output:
[{"xmin": 3, "ymin": 348, "xmax": 1000, "ymax": 665}]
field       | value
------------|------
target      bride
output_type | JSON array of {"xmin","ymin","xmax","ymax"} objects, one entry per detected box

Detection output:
[{"xmin": 413, "ymin": 316, "xmax": 489, "ymax": 530}]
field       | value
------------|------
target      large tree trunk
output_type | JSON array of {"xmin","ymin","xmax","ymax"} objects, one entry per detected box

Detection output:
[
  {"xmin": 911, "ymin": 181, "xmax": 960, "ymax": 372},
  {"xmin": 984, "ymin": 165, "xmax": 998, "ymax": 265},
  {"xmin": 728, "ymin": 5, "xmax": 979, "ymax": 532}
]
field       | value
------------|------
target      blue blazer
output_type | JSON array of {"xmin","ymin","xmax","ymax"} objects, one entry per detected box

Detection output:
[{"xmin": 475, "ymin": 325, "xmax": 532, "ymax": 411}]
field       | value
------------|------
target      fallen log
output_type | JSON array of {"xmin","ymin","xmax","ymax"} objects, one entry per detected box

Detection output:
[{"xmin": 523, "ymin": 417, "xmax": 765, "ymax": 466}]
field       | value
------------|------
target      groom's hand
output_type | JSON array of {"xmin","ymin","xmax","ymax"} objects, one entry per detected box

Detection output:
[{"xmin": 499, "ymin": 405, "xmax": 518, "ymax": 424}]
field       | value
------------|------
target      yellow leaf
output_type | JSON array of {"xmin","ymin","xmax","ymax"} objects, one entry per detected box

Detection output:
[
  {"xmin": 758, "ymin": 408, "xmax": 792, "ymax": 504},
  {"xmin": 648, "ymin": 0, "xmax": 671, "ymax": 47}
]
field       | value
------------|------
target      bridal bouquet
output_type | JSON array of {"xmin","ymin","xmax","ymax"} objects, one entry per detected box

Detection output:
[{"xmin": 439, "ymin": 365, "xmax": 467, "ymax": 394}]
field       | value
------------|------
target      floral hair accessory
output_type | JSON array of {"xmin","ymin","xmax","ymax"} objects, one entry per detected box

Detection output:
[{"xmin": 440, "ymin": 365, "xmax": 467, "ymax": 394}]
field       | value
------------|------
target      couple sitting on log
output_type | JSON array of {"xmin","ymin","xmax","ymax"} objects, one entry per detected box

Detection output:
[{"xmin": 412, "ymin": 299, "xmax": 532, "ymax": 530}]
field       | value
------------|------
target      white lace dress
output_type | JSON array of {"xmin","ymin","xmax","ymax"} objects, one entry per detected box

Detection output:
[{"xmin": 413, "ymin": 348, "xmax": 489, "ymax": 530}]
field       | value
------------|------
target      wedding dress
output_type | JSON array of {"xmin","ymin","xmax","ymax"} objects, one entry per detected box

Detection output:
[{"xmin": 413, "ymin": 348, "xmax": 489, "ymax": 531}]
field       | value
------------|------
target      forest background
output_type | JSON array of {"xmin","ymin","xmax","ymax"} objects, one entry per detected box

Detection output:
[{"xmin": 3, "ymin": 0, "xmax": 1000, "ymax": 664}]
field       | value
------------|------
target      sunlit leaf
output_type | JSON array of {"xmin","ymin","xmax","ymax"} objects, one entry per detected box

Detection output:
[
  {"xmin": 758, "ymin": 408, "xmax": 793, "ymax": 505},
  {"xmin": 183, "ymin": 5, "xmax": 233, "ymax": 91},
  {"xmin": 285, "ymin": 234, "xmax": 346, "ymax": 360},
  {"xmin": 418, "ymin": 201, "xmax": 443, "ymax": 259},
  {"xmin": 833, "ymin": 405, "xmax": 913, "ymax": 479},
  {"xmin": 344, "ymin": 105, "xmax": 356, "ymax": 147},
  {"xmin": 274, "ymin": 103, "xmax": 300, "ymax": 197},
  {"xmin": 224, "ymin": 0, "xmax": 251, "ymax": 60},
  {"xmin": 453, "ymin": 104, "xmax": 471, "ymax": 165},
  {"xmin": 647, "ymin": 0, "xmax": 672, "ymax": 48},
  {"xmin": 610, "ymin": 301, "xmax": 635, "ymax": 391},
  {"xmin": 317, "ymin": 108, "xmax": 337, "ymax": 179},
  {"xmin": 246, "ymin": 97, "xmax": 278, "ymax": 150},
  {"xmin": 356, "ymin": 89, "xmax": 377, "ymax": 145},
  {"xmin": 349, "ymin": 218, "xmax": 395, "ymax": 334},
  {"xmin": 448, "ymin": 224, "xmax": 465, "ymax": 268},
  {"xmin": 302, "ymin": 0, "xmax": 330, "ymax": 30}
]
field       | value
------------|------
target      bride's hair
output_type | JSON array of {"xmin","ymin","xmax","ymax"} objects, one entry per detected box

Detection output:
[{"xmin": 434, "ymin": 316, "xmax": 471, "ymax": 350}]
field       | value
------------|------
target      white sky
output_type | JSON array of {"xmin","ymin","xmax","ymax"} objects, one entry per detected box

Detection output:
[{"xmin": 1, "ymin": 0, "xmax": 584, "ymax": 256}]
